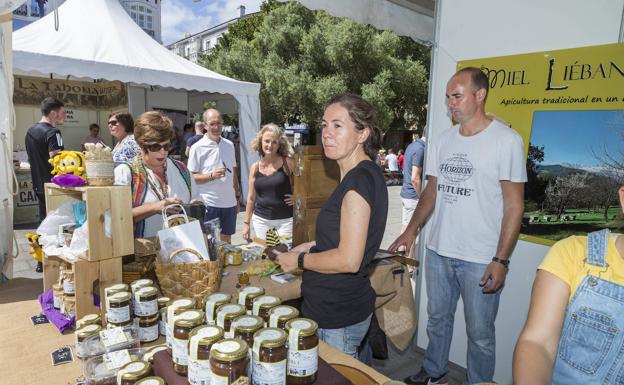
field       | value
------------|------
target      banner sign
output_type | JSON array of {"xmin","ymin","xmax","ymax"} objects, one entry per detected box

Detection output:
[
  {"xmin": 13, "ymin": 75, "xmax": 127, "ymax": 110},
  {"xmin": 458, "ymin": 43, "xmax": 624, "ymax": 245}
]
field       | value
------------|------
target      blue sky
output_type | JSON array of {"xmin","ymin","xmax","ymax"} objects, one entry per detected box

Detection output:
[
  {"xmin": 530, "ymin": 110, "xmax": 624, "ymax": 168},
  {"xmin": 162, "ymin": 0, "xmax": 263, "ymax": 45}
]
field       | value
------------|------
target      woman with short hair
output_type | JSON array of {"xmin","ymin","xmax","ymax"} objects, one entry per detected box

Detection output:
[{"xmin": 114, "ymin": 111, "xmax": 199, "ymax": 238}]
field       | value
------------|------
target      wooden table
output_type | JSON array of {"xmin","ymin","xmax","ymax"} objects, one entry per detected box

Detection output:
[{"xmin": 0, "ymin": 278, "xmax": 390, "ymax": 385}]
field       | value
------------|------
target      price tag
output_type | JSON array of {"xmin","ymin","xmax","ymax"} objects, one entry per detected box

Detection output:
[
  {"xmin": 31, "ymin": 313, "xmax": 49, "ymax": 325},
  {"xmin": 104, "ymin": 349, "xmax": 131, "ymax": 370},
  {"xmin": 51, "ymin": 346, "xmax": 73, "ymax": 366},
  {"xmin": 99, "ymin": 327, "xmax": 128, "ymax": 348}
]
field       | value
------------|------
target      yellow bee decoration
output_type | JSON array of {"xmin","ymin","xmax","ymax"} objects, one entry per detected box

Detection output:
[
  {"xmin": 25, "ymin": 232, "xmax": 43, "ymax": 263},
  {"xmin": 49, "ymin": 151, "xmax": 86, "ymax": 177}
]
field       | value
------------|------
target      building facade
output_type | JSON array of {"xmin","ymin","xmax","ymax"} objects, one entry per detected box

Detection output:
[
  {"xmin": 167, "ymin": 6, "xmax": 251, "ymax": 63},
  {"xmin": 13, "ymin": 0, "xmax": 162, "ymax": 42}
]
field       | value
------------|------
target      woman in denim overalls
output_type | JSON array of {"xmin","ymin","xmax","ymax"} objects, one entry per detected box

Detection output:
[{"xmin": 513, "ymin": 184, "xmax": 624, "ymax": 385}]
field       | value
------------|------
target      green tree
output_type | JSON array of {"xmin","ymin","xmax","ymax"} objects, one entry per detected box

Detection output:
[{"xmin": 201, "ymin": 1, "xmax": 429, "ymax": 135}]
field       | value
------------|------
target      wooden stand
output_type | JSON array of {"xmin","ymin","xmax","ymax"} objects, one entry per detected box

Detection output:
[{"xmin": 42, "ymin": 183, "xmax": 133, "ymax": 320}]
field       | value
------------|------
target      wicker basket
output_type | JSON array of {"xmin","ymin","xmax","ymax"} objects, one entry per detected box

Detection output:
[
  {"xmin": 155, "ymin": 248, "xmax": 221, "ymax": 304},
  {"xmin": 122, "ymin": 255, "xmax": 157, "ymax": 284},
  {"xmin": 85, "ymin": 159, "xmax": 115, "ymax": 186}
]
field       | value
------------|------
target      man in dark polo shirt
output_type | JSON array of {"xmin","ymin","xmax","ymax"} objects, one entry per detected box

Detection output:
[{"xmin": 25, "ymin": 97, "xmax": 65, "ymax": 237}]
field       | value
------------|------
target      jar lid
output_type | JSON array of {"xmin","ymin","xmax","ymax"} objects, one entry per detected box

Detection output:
[
  {"xmin": 254, "ymin": 295, "xmax": 281, "ymax": 308},
  {"xmin": 210, "ymin": 339, "xmax": 248, "ymax": 362},
  {"xmin": 52, "ymin": 283, "xmax": 63, "ymax": 290},
  {"xmin": 135, "ymin": 376, "xmax": 166, "ymax": 385},
  {"xmin": 157, "ymin": 297, "xmax": 170, "ymax": 307},
  {"xmin": 217, "ymin": 304, "xmax": 246, "ymax": 319},
  {"xmin": 286, "ymin": 318, "xmax": 318, "ymax": 337},
  {"xmin": 253, "ymin": 327, "xmax": 287, "ymax": 348},
  {"xmin": 174, "ymin": 310, "xmax": 204, "ymax": 328},
  {"xmin": 108, "ymin": 291, "xmax": 131, "ymax": 304},
  {"xmin": 106, "ymin": 283, "xmax": 129, "ymax": 292},
  {"xmin": 232, "ymin": 315, "xmax": 263, "ymax": 332},
  {"xmin": 76, "ymin": 324, "xmax": 102, "ymax": 338},
  {"xmin": 76, "ymin": 314, "xmax": 101, "ymax": 328},
  {"xmin": 170, "ymin": 297, "xmax": 196, "ymax": 310},
  {"xmin": 136, "ymin": 286, "xmax": 158, "ymax": 298},
  {"xmin": 204, "ymin": 292, "xmax": 231, "ymax": 305},
  {"xmin": 189, "ymin": 325, "xmax": 224, "ymax": 345},
  {"xmin": 139, "ymin": 313, "xmax": 159, "ymax": 323},
  {"xmin": 131, "ymin": 279, "xmax": 153, "ymax": 289},
  {"xmin": 143, "ymin": 345, "xmax": 167, "ymax": 363},
  {"xmin": 240, "ymin": 286, "xmax": 264, "ymax": 295},
  {"xmin": 269, "ymin": 305, "xmax": 298, "ymax": 319},
  {"xmin": 119, "ymin": 361, "xmax": 151, "ymax": 380}
]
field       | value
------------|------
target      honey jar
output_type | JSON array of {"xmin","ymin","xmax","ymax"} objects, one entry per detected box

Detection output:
[
  {"xmin": 210, "ymin": 339, "xmax": 249, "ymax": 385},
  {"xmin": 62, "ymin": 295, "xmax": 76, "ymax": 319},
  {"xmin": 106, "ymin": 291, "xmax": 131, "ymax": 324},
  {"xmin": 172, "ymin": 309, "xmax": 205, "ymax": 375},
  {"xmin": 75, "ymin": 324, "xmax": 102, "ymax": 359},
  {"xmin": 225, "ymin": 245, "xmax": 243, "ymax": 266},
  {"xmin": 135, "ymin": 376, "xmax": 166, "ymax": 385},
  {"xmin": 216, "ymin": 304, "xmax": 246, "ymax": 338},
  {"xmin": 62, "ymin": 270, "xmax": 75, "ymax": 296},
  {"xmin": 104, "ymin": 283, "xmax": 129, "ymax": 310},
  {"xmin": 134, "ymin": 286, "xmax": 159, "ymax": 317},
  {"xmin": 139, "ymin": 313, "xmax": 159, "ymax": 343},
  {"xmin": 143, "ymin": 345, "xmax": 168, "ymax": 365},
  {"xmin": 286, "ymin": 318, "xmax": 319, "ymax": 385},
  {"xmin": 252, "ymin": 328, "xmax": 288, "ymax": 385},
  {"xmin": 231, "ymin": 315, "xmax": 263, "ymax": 348},
  {"xmin": 166, "ymin": 297, "xmax": 197, "ymax": 351},
  {"xmin": 204, "ymin": 292, "xmax": 232, "ymax": 325},
  {"xmin": 238, "ymin": 286, "xmax": 265, "ymax": 313},
  {"xmin": 188, "ymin": 325, "xmax": 224, "ymax": 385},
  {"xmin": 117, "ymin": 360, "xmax": 153, "ymax": 385},
  {"xmin": 268, "ymin": 305, "xmax": 299, "ymax": 330},
  {"xmin": 52, "ymin": 283, "xmax": 63, "ymax": 310},
  {"xmin": 252, "ymin": 295, "xmax": 281, "ymax": 325}
]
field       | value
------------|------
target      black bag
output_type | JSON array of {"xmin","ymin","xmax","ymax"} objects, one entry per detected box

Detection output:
[{"xmin": 362, "ymin": 312, "xmax": 388, "ymax": 360}]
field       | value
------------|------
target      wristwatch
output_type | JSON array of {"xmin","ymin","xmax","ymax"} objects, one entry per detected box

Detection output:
[
  {"xmin": 492, "ymin": 257, "xmax": 510, "ymax": 267},
  {"xmin": 298, "ymin": 252, "xmax": 306, "ymax": 270}
]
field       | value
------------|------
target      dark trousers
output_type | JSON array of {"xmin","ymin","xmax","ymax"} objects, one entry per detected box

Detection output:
[{"xmin": 36, "ymin": 191, "xmax": 47, "ymax": 223}]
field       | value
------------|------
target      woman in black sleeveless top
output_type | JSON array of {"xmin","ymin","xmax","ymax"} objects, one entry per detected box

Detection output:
[{"xmin": 242, "ymin": 123, "xmax": 295, "ymax": 242}]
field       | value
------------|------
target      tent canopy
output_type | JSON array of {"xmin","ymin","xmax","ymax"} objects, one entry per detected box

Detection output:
[{"xmin": 12, "ymin": 0, "xmax": 261, "ymax": 197}]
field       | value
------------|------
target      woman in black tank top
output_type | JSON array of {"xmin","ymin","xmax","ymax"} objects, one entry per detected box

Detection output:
[{"xmin": 242, "ymin": 124, "xmax": 294, "ymax": 241}]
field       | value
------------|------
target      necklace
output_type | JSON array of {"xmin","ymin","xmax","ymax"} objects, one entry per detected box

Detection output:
[{"xmin": 140, "ymin": 157, "xmax": 169, "ymax": 200}]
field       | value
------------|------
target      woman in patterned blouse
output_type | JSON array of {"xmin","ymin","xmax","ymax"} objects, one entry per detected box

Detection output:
[{"xmin": 109, "ymin": 111, "xmax": 141, "ymax": 164}]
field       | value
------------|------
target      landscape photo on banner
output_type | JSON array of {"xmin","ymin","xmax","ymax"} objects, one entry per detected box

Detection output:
[{"xmin": 457, "ymin": 43, "xmax": 623, "ymax": 245}]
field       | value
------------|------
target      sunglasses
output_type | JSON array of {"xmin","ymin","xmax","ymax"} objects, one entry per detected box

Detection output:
[
  {"xmin": 108, "ymin": 120, "xmax": 118, "ymax": 126},
  {"xmin": 145, "ymin": 142, "xmax": 172, "ymax": 152}
]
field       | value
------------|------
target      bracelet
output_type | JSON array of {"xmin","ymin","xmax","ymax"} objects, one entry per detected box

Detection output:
[
  {"xmin": 492, "ymin": 257, "xmax": 510, "ymax": 267},
  {"xmin": 298, "ymin": 252, "xmax": 306, "ymax": 270}
]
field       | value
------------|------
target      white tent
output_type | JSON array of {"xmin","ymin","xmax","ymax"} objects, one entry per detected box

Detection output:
[{"xmin": 11, "ymin": 0, "xmax": 261, "ymax": 196}]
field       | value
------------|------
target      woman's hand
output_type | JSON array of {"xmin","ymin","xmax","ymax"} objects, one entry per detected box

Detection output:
[
  {"xmin": 189, "ymin": 199, "xmax": 202, "ymax": 205},
  {"xmin": 284, "ymin": 194, "xmax": 294, "ymax": 206},
  {"xmin": 152, "ymin": 197, "xmax": 183, "ymax": 213},
  {"xmin": 242, "ymin": 222, "xmax": 251, "ymax": 243},
  {"xmin": 275, "ymin": 251, "xmax": 298, "ymax": 273},
  {"xmin": 291, "ymin": 241, "xmax": 315, "ymax": 253}
]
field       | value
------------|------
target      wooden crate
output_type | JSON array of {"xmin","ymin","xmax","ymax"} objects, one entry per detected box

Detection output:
[
  {"xmin": 43, "ymin": 253, "xmax": 122, "ymax": 320},
  {"xmin": 44, "ymin": 183, "xmax": 134, "ymax": 261},
  {"xmin": 292, "ymin": 146, "xmax": 340, "ymax": 245}
]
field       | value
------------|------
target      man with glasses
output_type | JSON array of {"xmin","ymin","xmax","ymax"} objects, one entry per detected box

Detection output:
[
  {"xmin": 25, "ymin": 97, "xmax": 65, "ymax": 272},
  {"xmin": 187, "ymin": 108, "xmax": 241, "ymax": 242}
]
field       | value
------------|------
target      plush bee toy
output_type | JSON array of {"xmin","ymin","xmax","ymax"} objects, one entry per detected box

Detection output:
[{"xmin": 49, "ymin": 151, "xmax": 87, "ymax": 187}]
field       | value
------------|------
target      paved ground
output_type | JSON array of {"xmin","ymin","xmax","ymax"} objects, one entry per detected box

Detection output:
[{"xmin": 11, "ymin": 185, "xmax": 467, "ymax": 384}]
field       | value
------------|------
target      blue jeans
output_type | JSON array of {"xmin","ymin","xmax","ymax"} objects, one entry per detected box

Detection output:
[
  {"xmin": 318, "ymin": 314, "xmax": 372, "ymax": 361},
  {"xmin": 423, "ymin": 249, "xmax": 500, "ymax": 385}
]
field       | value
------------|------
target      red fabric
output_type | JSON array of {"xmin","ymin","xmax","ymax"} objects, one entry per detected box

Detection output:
[{"xmin": 398, "ymin": 154, "xmax": 405, "ymax": 170}]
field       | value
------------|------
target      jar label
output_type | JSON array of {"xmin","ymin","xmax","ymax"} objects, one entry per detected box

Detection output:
[
  {"xmin": 287, "ymin": 346, "xmax": 318, "ymax": 377},
  {"xmin": 173, "ymin": 336, "xmax": 190, "ymax": 366},
  {"xmin": 134, "ymin": 297, "xmax": 158, "ymax": 316},
  {"xmin": 63, "ymin": 279, "xmax": 75, "ymax": 294},
  {"xmin": 140, "ymin": 323, "xmax": 159, "ymax": 342},
  {"xmin": 167, "ymin": 306, "xmax": 181, "ymax": 348},
  {"xmin": 104, "ymin": 349, "xmax": 131, "ymax": 370},
  {"xmin": 75, "ymin": 341, "xmax": 85, "ymax": 358},
  {"xmin": 107, "ymin": 305, "xmax": 130, "ymax": 323},
  {"xmin": 100, "ymin": 327, "xmax": 128, "ymax": 348},
  {"xmin": 252, "ymin": 359, "xmax": 286, "ymax": 385},
  {"xmin": 53, "ymin": 294, "xmax": 61, "ymax": 309},
  {"xmin": 252, "ymin": 296, "xmax": 276, "ymax": 316},
  {"xmin": 205, "ymin": 294, "xmax": 228, "ymax": 324},
  {"xmin": 212, "ymin": 374, "xmax": 248, "ymax": 385},
  {"xmin": 238, "ymin": 287, "xmax": 262, "ymax": 306},
  {"xmin": 159, "ymin": 319, "xmax": 167, "ymax": 336},
  {"xmin": 232, "ymin": 316, "xmax": 259, "ymax": 329},
  {"xmin": 188, "ymin": 357, "xmax": 211, "ymax": 385},
  {"xmin": 213, "ymin": 340, "xmax": 241, "ymax": 353},
  {"xmin": 269, "ymin": 307, "xmax": 293, "ymax": 328}
]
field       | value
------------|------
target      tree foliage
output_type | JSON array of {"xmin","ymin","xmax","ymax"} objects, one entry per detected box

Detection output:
[{"xmin": 201, "ymin": 1, "xmax": 430, "ymax": 134}]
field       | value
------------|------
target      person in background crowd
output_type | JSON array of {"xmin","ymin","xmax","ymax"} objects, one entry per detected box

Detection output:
[
  {"xmin": 114, "ymin": 111, "xmax": 199, "ymax": 238},
  {"xmin": 390, "ymin": 67, "xmax": 526, "ymax": 385},
  {"xmin": 399, "ymin": 134, "xmax": 426, "ymax": 258},
  {"xmin": 185, "ymin": 121, "xmax": 206, "ymax": 157},
  {"xmin": 25, "ymin": 96, "xmax": 65, "ymax": 272},
  {"xmin": 82, "ymin": 123, "xmax": 104, "ymax": 147},
  {"xmin": 183, "ymin": 123, "xmax": 194, "ymax": 144},
  {"xmin": 397, "ymin": 149, "xmax": 405, "ymax": 172},
  {"xmin": 276, "ymin": 94, "xmax": 388, "ymax": 361},
  {"xmin": 242, "ymin": 123, "xmax": 294, "ymax": 242},
  {"xmin": 513, "ymin": 184, "xmax": 624, "ymax": 385},
  {"xmin": 109, "ymin": 111, "xmax": 140, "ymax": 164},
  {"xmin": 378, "ymin": 149, "xmax": 387, "ymax": 169},
  {"xmin": 386, "ymin": 148, "xmax": 399, "ymax": 184},
  {"xmin": 188, "ymin": 108, "xmax": 241, "ymax": 243}
]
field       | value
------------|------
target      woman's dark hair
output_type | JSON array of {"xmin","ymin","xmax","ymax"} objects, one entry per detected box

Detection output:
[
  {"xmin": 109, "ymin": 111, "xmax": 134, "ymax": 134},
  {"xmin": 326, "ymin": 94, "xmax": 381, "ymax": 160}
]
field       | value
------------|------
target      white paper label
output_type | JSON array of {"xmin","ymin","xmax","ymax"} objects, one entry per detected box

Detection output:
[
  {"xmin": 268, "ymin": 307, "xmax": 293, "ymax": 328},
  {"xmin": 188, "ymin": 357, "xmax": 212, "ymax": 385},
  {"xmin": 134, "ymin": 298, "xmax": 158, "ymax": 317},
  {"xmin": 100, "ymin": 327, "xmax": 128, "ymax": 348},
  {"xmin": 238, "ymin": 287, "xmax": 261, "ymax": 306},
  {"xmin": 104, "ymin": 349, "xmax": 131, "ymax": 370},
  {"xmin": 252, "ymin": 297, "xmax": 274, "ymax": 316},
  {"xmin": 53, "ymin": 294, "xmax": 61, "ymax": 309},
  {"xmin": 205, "ymin": 293, "xmax": 229, "ymax": 324},
  {"xmin": 252, "ymin": 359, "xmax": 286, "ymax": 385},
  {"xmin": 140, "ymin": 323, "xmax": 159, "ymax": 342},
  {"xmin": 63, "ymin": 279, "xmax": 75, "ymax": 294},
  {"xmin": 159, "ymin": 319, "xmax": 166, "ymax": 336},
  {"xmin": 287, "ymin": 346, "xmax": 318, "ymax": 377},
  {"xmin": 107, "ymin": 305, "xmax": 130, "ymax": 323},
  {"xmin": 211, "ymin": 374, "xmax": 250, "ymax": 385},
  {"xmin": 172, "ymin": 337, "xmax": 189, "ymax": 366}
]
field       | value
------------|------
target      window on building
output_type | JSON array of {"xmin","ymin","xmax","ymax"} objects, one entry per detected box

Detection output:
[{"xmin": 203, "ymin": 40, "xmax": 211, "ymax": 52}]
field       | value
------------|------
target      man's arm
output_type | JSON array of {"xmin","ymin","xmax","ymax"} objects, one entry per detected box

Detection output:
[{"xmin": 411, "ymin": 166, "xmax": 423, "ymax": 196}]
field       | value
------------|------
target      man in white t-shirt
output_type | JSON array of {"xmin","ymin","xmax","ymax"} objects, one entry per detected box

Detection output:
[
  {"xmin": 386, "ymin": 148, "xmax": 399, "ymax": 172},
  {"xmin": 187, "ymin": 109, "xmax": 241, "ymax": 243},
  {"xmin": 390, "ymin": 68, "xmax": 527, "ymax": 385}
]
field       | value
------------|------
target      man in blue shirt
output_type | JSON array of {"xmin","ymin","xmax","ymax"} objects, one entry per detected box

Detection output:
[{"xmin": 400, "ymin": 133, "xmax": 426, "ymax": 257}]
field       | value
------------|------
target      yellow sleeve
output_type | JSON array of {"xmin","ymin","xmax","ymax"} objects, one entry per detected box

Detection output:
[{"xmin": 537, "ymin": 236, "xmax": 585, "ymax": 290}]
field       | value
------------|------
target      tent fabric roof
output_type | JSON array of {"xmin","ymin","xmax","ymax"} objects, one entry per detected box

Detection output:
[{"xmin": 12, "ymin": 0, "xmax": 260, "ymax": 97}]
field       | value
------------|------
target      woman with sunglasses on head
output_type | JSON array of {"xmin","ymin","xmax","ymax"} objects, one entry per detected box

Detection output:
[
  {"xmin": 114, "ymin": 111, "xmax": 200, "ymax": 238},
  {"xmin": 108, "ymin": 111, "xmax": 141, "ymax": 164}
]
